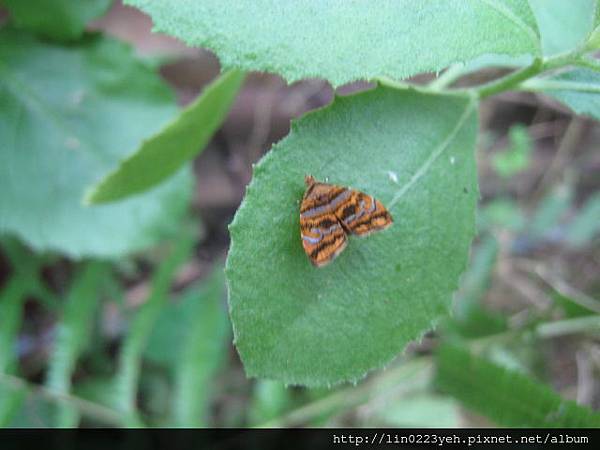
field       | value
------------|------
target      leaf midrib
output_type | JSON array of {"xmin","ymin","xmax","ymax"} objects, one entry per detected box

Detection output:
[
  {"xmin": 478, "ymin": 0, "xmax": 540, "ymax": 50},
  {"xmin": 389, "ymin": 96, "xmax": 476, "ymax": 209}
]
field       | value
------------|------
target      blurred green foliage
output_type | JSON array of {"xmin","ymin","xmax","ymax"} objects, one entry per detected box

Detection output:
[
  {"xmin": 1, "ymin": 0, "xmax": 112, "ymax": 41},
  {"xmin": 493, "ymin": 125, "xmax": 532, "ymax": 179},
  {"xmin": 436, "ymin": 344, "xmax": 600, "ymax": 427},
  {"xmin": 0, "ymin": 0, "xmax": 599, "ymax": 430}
]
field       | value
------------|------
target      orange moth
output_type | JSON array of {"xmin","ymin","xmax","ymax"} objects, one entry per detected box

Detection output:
[{"xmin": 299, "ymin": 175, "xmax": 393, "ymax": 267}]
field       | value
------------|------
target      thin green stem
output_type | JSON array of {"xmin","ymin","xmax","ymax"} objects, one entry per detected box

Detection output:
[
  {"xmin": 536, "ymin": 316, "xmax": 600, "ymax": 338},
  {"xmin": 575, "ymin": 56, "xmax": 600, "ymax": 72},
  {"xmin": 0, "ymin": 373, "xmax": 123, "ymax": 426},
  {"xmin": 541, "ymin": 51, "xmax": 585, "ymax": 72},
  {"xmin": 429, "ymin": 63, "xmax": 467, "ymax": 90},
  {"xmin": 521, "ymin": 79, "xmax": 600, "ymax": 94},
  {"xmin": 465, "ymin": 48, "xmax": 590, "ymax": 99},
  {"xmin": 475, "ymin": 58, "xmax": 543, "ymax": 99},
  {"xmin": 383, "ymin": 45, "xmax": 594, "ymax": 100}
]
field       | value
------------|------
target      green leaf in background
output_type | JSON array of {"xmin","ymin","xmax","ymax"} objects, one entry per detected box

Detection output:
[
  {"xmin": 528, "ymin": 0, "xmax": 596, "ymax": 56},
  {"xmin": 87, "ymin": 70, "xmax": 245, "ymax": 204},
  {"xmin": 0, "ymin": 30, "xmax": 192, "ymax": 258},
  {"xmin": 436, "ymin": 344, "xmax": 600, "ymax": 427},
  {"xmin": 125, "ymin": 0, "xmax": 540, "ymax": 86},
  {"xmin": 227, "ymin": 86, "xmax": 479, "ymax": 386},
  {"xmin": 524, "ymin": 69, "xmax": 600, "ymax": 121},
  {"xmin": 585, "ymin": 0, "xmax": 600, "ymax": 48},
  {"xmin": 172, "ymin": 268, "xmax": 230, "ymax": 427},
  {"xmin": 565, "ymin": 192, "xmax": 600, "ymax": 247},
  {"xmin": 1, "ymin": 0, "xmax": 113, "ymax": 41},
  {"xmin": 492, "ymin": 124, "xmax": 532, "ymax": 178},
  {"xmin": 44, "ymin": 262, "xmax": 107, "ymax": 427}
]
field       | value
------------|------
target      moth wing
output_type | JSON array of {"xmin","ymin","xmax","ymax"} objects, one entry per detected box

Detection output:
[
  {"xmin": 300, "ymin": 180, "xmax": 351, "ymax": 266},
  {"xmin": 301, "ymin": 222, "xmax": 347, "ymax": 267},
  {"xmin": 337, "ymin": 191, "xmax": 393, "ymax": 237}
]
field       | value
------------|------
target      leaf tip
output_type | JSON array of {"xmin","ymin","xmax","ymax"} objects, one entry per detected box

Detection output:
[{"xmin": 82, "ymin": 187, "xmax": 98, "ymax": 206}]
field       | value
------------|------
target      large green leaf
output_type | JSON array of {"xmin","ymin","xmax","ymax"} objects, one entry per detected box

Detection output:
[
  {"xmin": 586, "ymin": 0, "xmax": 600, "ymax": 48},
  {"xmin": 1, "ymin": 0, "xmax": 112, "ymax": 41},
  {"xmin": 528, "ymin": 0, "xmax": 596, "ymax": 55},
  {"xmin": 125, "ymin": 0, "xmax": 540, "ymax": 86},
  {"xmin": 87, "ymin": 70, "xmax": 245, "ymax": 204},
  {"xmin": 227, "ymin": 86, "xmax": 479, "ymax": 386},
  {"xmin": 436, "ymin": 344, "xmax": 600, "ymax": 427},
  {"xmin": 0, "ymin": 30, "xmax": 192, "ymax": 258},
  {"xmin": 517, "ymin": 0, "xmax": 600, "ymax": 115}
]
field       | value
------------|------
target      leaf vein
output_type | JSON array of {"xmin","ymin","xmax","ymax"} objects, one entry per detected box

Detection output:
[
  {"xmin": 478, "ymin": 0, "xmax": 539, "ymax": 50},
  {"xmin": 389, "ymin": 98, "xmax": 475, "ymax": 209}
]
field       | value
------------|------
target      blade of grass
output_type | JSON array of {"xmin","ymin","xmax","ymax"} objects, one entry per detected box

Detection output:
[
  {"xmin": 113, "ymin": 234, "xmax": 196, "ymax": 426},
  {"xmin": 44, "ymin": 262, "xmax": 108, "ymax": 427},
  {"xmin": 536, "ymin": 316, "xmax": 600, "ymax": 338},
  {"xmin": 1, "ymin": 238, "xmax": 60, "ymax": 311},
  {"xmin": 0, "ymin": 277, "xmax": 28, "ymax": 426},
  {"xmin": 172, "ymin": 267, "xmax": 229, "ymax": 427}
]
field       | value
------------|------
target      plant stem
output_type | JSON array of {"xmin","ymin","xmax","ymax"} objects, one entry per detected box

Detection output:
[
  {"xmin": 536, "ymin": 316, "xmax": 600, "ymax": 338},
  {"xmin": 0, "ymin": 373, "xmax": 123, "ymax": 426},
  {"xmin": 470, "ymin": 48, "xmax": 589, "ymax": 99},
  {"xmin": 521, "ymin": 79, "xmax": 600, "ymax": 94},
  {"xmin": 429, "ymin": 63, "xmax": 467, "ymax": 90},
  {"xmin": 575, "ymin": 56, "xmax": 600, "ymax": 72},
  {"xmin": 475, "ymin": 58, "xmax": 543, "ymax": 99}
]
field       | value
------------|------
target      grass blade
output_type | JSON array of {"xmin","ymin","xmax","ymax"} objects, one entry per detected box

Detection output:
[
  {"xmin": 44, "ymin": 262, "xmax": 108, "ymax": 427},
  {"xmin": 113, "ymin": 235, "xmax": 195, "ymax": 426},
  {"xmin": 172, "ymin": 267, "xmax": 229, "ymax": 427},
  {"xmin": 0, "ymin": 277, "xmax": 28, "ymax": 426}
]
